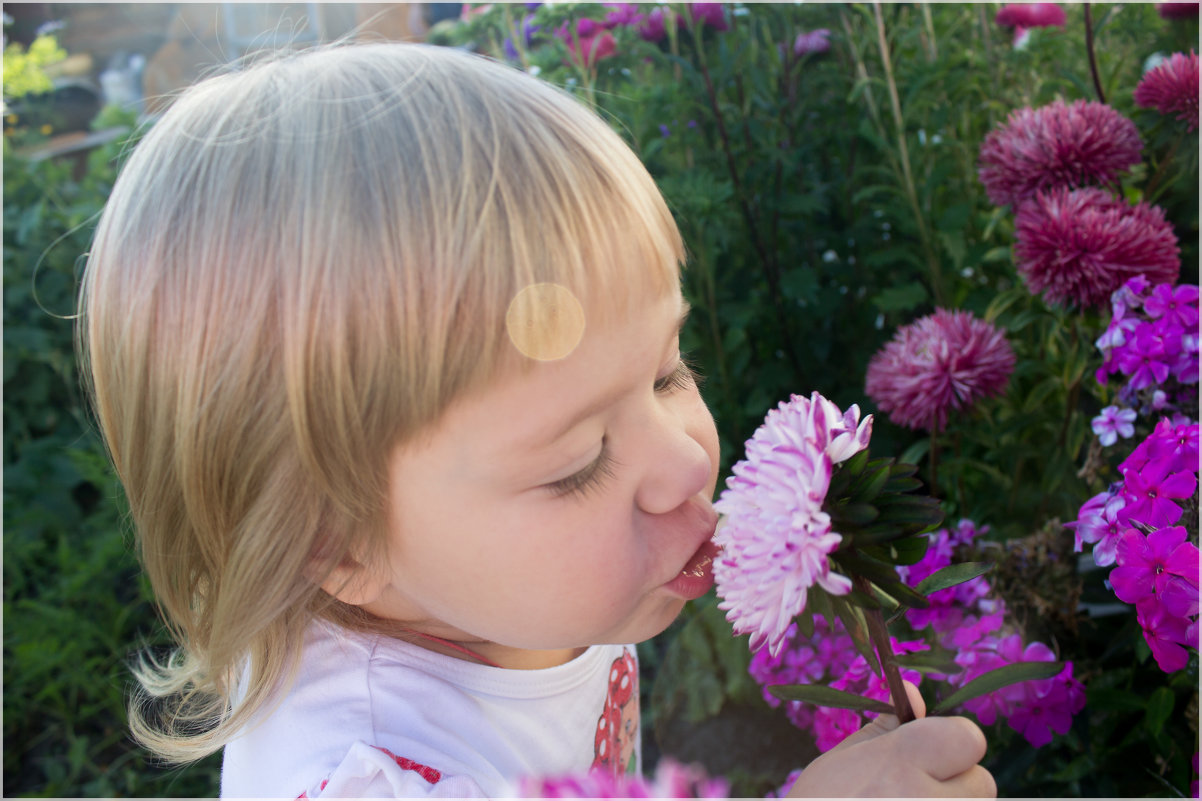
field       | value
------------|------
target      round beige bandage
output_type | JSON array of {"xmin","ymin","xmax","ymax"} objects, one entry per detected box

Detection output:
[{"xmin": 504, "ymin": 283, "xmax": 587, "ymax": 362}]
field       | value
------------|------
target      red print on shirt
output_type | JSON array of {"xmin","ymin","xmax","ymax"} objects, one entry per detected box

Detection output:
[{"xmin": 591, "ymin": 648, "xmax": 639, "ymax": 776}]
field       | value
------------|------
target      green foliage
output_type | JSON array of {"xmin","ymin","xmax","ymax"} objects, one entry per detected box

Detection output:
[{"xmin": 3, "ymin": 110, "xmax": 221, "ymax": 796}]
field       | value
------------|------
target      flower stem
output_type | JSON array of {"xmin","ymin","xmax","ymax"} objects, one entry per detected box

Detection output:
[
  {"xmin": 855, "ymin": 575, "xmax": 916, "ymax": 724},
  {"xmin": 1083, "ymin": 4, "xmax": 1107, "ymax": 104}
]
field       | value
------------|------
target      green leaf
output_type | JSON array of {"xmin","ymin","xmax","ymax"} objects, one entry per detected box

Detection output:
[
  {"xmin": 887, "ymin": 535, "xmax": 931, "ymax": 565},
  {"xmin": 1143, "ymin": 686, "xmax": 1174, "ymax": 736},
  {"xmin": 832, "ymin": 502, "xmax": 880, "ymax": 526},
  {"xmin": 768, "ymin": 683, "xmax": 895, "ymax": 715},
  {"xmin": 932, "ymin": 661, "xmax": 1064, "ymax": 715},
  {"xmin": 895, "ymin": 649, "xmax": 962, "ymax": 675},
  {"xmin": 831, "ymin": 549, "xmax": 902, "ymax": 586},
  {"xmin": 830, "ymin": 596, "xmax": 880, "ymax": 675},
  {"xmin": 914, "ymin": 562, "xmax": 994, "ymax": 596},
  {"xmin": 872, "ymin": 281, "xmax": 929, "ymax": 313}
]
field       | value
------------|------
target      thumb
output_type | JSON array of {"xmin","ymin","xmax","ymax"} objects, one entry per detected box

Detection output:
[{"xmin": 826, "ymin": 680, "xmax": 926, "ymax": 753}]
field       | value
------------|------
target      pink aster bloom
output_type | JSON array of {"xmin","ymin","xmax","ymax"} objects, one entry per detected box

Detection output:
[
  {"xmin": 865, "ymin": 308, "xmax": 1015, "ymax": 432},
  {"xmin": 1013, "ymin": 187, "xmax": 1181, "ymax": 309},
  {"xmin": 714, "ymin": 393, "xmax": 865, "ymax": 656},
  {"xmin": 995, "ymin": 3, "xmax": 1067, "ymax": 28},
  {"xmin": 978, "ymin": 99, "xmax": 1142, "ymax": 208},
  {"xmin": 1092, "ymin": 405, "xmax": 1138, "ymax": 446},
  {"xmin": 1158, "ymin": 2, "xmax": 1200, "ymax": 18},
  {"xmin": 688, "ymin": 3, "xmax": 729, "ymax": 31},
  {"xmin": 1135, "ymin": 51, "xmax": 1200, "ymax": 132}
]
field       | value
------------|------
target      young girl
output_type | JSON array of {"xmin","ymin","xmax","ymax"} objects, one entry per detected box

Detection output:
[{"xmin": 80, "ymin": 43, "xmax": 995, "ymax": 798}]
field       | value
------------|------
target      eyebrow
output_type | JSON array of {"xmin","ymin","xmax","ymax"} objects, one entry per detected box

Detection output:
[{"xmin": 536, "ymin": 300, "xmax": 692, "ymax": 449}]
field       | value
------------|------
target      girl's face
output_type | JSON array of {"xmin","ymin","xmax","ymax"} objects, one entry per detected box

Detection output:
[{"xmin": 358, "ymin": 286, "xmax": 720, "ymax": 668}]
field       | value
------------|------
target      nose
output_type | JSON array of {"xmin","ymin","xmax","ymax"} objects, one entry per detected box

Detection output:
[{"xmin": 634, "ymin": 401, "xmax": 718, "ymax": 515}]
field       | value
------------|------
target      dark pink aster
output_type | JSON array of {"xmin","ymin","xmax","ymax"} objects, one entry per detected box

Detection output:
[
  {"xmin": 865, "ymin": 308, "xmax": 1015, "ymax": 432},
  {"xmin": 978, "ymin": 99, "xmax": 1142, "ymax": 208},
  {"xmin": 1134, "ymin": 51, "xmax": 1200, "ymax": 132},
  {"xmin": 1157, "ymin": 3, "xmax": 1200, "ymax": 19},
  {"xmin": 1013, "ymin": 187, "xmax": 1181, "ymax": 309},
  {"xmin": 995, "ymin": 3, "xmax": 1067, "ymax": 28}
]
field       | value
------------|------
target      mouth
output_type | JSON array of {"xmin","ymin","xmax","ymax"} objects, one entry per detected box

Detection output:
[{"xmin": 662, "ymin": 505, "xmax": 721, "ymax": 600}]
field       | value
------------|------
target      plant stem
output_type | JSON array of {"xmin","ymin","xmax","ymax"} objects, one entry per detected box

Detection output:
[
  {"xmin": 1083, "ymin": 4, "xmax": 1106, "ymax": 104},
  {"xmin": 873, "ymin": 2, "xmax": 943, "ymax": 304},
  {"xmin": 855, "ymin": 575, "xmax": 916, "ymax": 724},
  {"xmin": 1145, "ymin": 129, "xmax": 1185, "ymax": 203}
]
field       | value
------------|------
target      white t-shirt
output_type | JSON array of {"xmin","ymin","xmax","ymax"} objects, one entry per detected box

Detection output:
[{"xmin": 221, "ymin": 621, "xmax": 641, "ymax": 798}]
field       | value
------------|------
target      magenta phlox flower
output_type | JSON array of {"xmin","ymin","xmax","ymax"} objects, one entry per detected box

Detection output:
[
  {"xmin": 1116, "ymin": 326, "xmax": 1173, "ymax": 390},
  {"xmin": 793, "ymin": 28, "xmax": 831, "ymax": 56},
  {"xmin": 1110, "ymin": 526, "xmax": 1199, "ymax": 606},
  {"xmin": 1004, "ymin": 661, "xmax": 1085, "ymax": 747},
  {"xmin": 944, "ymin": 610, "xmax": 1007, "ymax": 650},
  {"xmin": 1118, "ymin": 455, "xmax": 1197, "ymax": 528},
  {"xmin": 1134, "ymin": 50, "xmax": 1200, "ymax": 132},
  {"xmin": 714, "ymin": 393, "xmax": 862, "ymax": 657},
  {"xmin": 687, "ymin": 3, "xmax": 729, "ymax": 31},
  {"xmin": 949, "ymin": 518, "xmax": 989, "ymax": 548},
  {"xmin": 1013, "ymin": 187, "xmax": 1181, "ymax": 310},
  {"xmin": 1159, "ymin": 574, "xmax": 1200, "ymax": 619},
  {"xmin": 1067, "ymin": 490, "xmax": 1127, "ymax": 565},
  {"xmin": 1149, "ymin": 419, "xmax": 1200, "ymax": 474},
  {"xmin": 1136, "ymin": 600, "xmax": 1196, "ymax": 672},
  {"xmin": 1144, "ymin": 283, "xmax": 1200, "ymax": 328},
  {"xmin": 1092, "ymin": 405, "xmax": 1138, "ymax": 446},
  {"xmin": 978, "ymin": 100, "xmax": 1142, "ymax": 208},
  {"xmin": 521, "ymin": 758, "xmax": 728, "ymax": 798},
  {"xmin": 749, "ymin": 622, "xmax": 828, "ymax": 711},
  {"xmin": 865, "ymin": 308, "xmax": 1015, "ymax": 432},
  {"xmin": 813, "ymin": 706, "xmax": 860, "ymax": 753},
  {"xmin": 811, "ymin": 638, "xmax": 928, "ymax": 751},
  {"xmin": 634, "ymin": 6, "xmax": 675, "ymax": 41}
]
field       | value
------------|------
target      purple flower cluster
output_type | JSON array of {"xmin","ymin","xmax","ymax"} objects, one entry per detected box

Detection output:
[
  {"xmin": 1095, "ymin": 277, "xmax": 1199, "ymax": 413},
  {"xmin": 1112, "ymin": 526, "xmax": 1199, "ymax": 672},
  {"xmin": 521, "ymin": 759, "xmax": 728, "ymax": 798},
  {"xmin": 1071, "ymin": 418, "xmax": 1198, "ymax": 562},
  {"xmin": 1070, "ymin": 420, "xmax": 1199, "ymax": 672},
  {"xmin": 749, "ymin": 520, "xmax": 1087, "ymax": 750},
  {"xmin": 898, "ymin": 522, "xmax": 1086, "ymax": 747}
]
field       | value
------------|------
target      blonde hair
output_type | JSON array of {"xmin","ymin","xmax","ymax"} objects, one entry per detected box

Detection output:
[{"xmin": 79, "ymin": 42, "xmax": 684, "ymax": 763}]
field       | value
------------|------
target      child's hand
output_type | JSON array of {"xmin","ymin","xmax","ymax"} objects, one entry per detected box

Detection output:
[{"xmin": 785, "ymin": 681, "xmax": 996, "ymax": 798}]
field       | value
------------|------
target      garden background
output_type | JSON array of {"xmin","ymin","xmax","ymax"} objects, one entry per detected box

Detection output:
[{"xmin": 3, "ymin": 2, "xmax": 1198, "ymax": 797}]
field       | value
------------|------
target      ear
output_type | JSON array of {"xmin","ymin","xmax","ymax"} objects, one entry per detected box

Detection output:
[{"xmin": 318, "ymin": 554, "xmax": 391, "ymax": 607}]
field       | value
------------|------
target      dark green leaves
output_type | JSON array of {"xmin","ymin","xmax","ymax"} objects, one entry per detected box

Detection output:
[
  {"xmin": 932, "ymin": 661, "xmax": 1065, "ymax": 715},
  {"xmin": 768, "ymin": 683, "xmax": 896, "ymax": 715}
]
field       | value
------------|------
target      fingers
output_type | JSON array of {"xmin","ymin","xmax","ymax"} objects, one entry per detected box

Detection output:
[
  {"xmin": 896, "ymin": 716, "xmax": 989, "ymax": 781},
  {"xmin": 827, "ymin": 680, "xmax": 926, "ymax": 752}
]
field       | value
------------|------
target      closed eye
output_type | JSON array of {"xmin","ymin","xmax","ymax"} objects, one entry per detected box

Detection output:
[
  {"xmin": 544, "ymin": 438, "xmax": 617, "ymax": 499},
  {"xmin": 654, "ymin": 357, "xmax": 703, "ymax": 394}
]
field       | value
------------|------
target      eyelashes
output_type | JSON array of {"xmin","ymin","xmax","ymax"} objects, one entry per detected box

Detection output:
[
  {"xmin": 545, "ymin": 357, "xmax": 703, "ymax": 500},
  {"xmin": 545, "ymin": 438, "xmax": 617, "ymax": 499}
]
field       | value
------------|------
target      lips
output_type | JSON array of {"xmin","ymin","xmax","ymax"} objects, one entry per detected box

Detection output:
[{"xmin": 662, "ymin": 499, "xmax": 720, "ymax": 600}]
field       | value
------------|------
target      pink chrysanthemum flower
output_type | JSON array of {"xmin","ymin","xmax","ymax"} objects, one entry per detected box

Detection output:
[
  {"xmin": 1135, "ymin": 50, "xmax": 1200, "ymax": 132},
  {"xmin": 1013, "ymin": 187, "xmax": 1181, "ymax": 309},
  {"xmin": 713, "ymin": 392, "xmax": 870, "ymax": 657},
  {"xmin": 864, "ymin": 309, "xmax": 1015, "ymax": 432},
  {"xmin": 978, "ymin": 99, "xmax": 1142, "ymax": 208}
]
